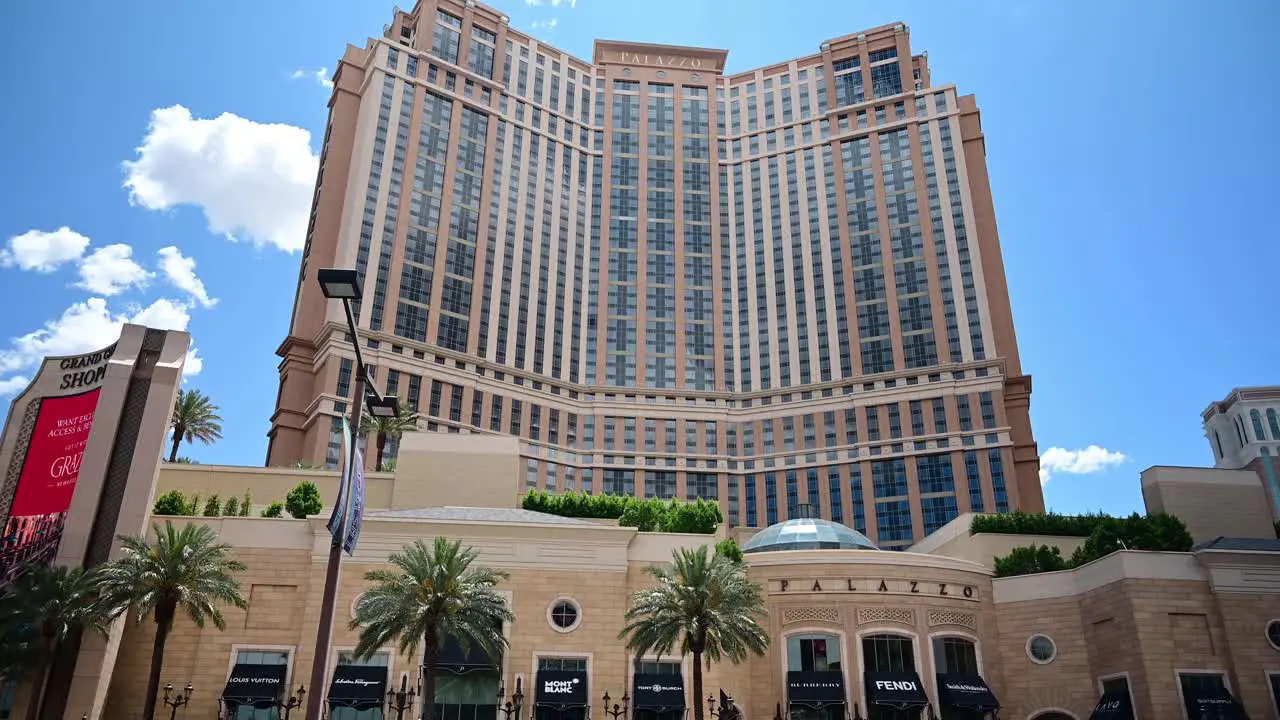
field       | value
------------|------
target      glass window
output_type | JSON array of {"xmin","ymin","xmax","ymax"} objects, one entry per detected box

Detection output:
[
  {"xmin": 786, "ymin": 634, "xmax": 842, "ymax": 671},
  {"xmin": 231, "ymin": 650, "xmax": 290, "ymax": 720},
  {"xmin": 931, "ymin": 637, "xmax": 978, "ymax": 675}
]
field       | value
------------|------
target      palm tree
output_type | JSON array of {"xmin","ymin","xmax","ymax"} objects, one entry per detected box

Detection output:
[
  {"xmin": 350, "ymin": 537, "xmax": 512, "ymax": 720},
  {"xmin": 168, "ymin": 388, "xmax": 223, "ymax": 462},
  {"xmin": 96, "ymin": 521, "xmax": 248, "ymax": 720},
  {"xmin": 360, "ymin": 405, "xmax": 420, "ymax": 472},
  {"xmin": 619, "ymin": 545, "xmax": 769, "ymax": 720},
  {"xmin": 0, "ymin": 565, "xmax": 112, "ymax": 720}
]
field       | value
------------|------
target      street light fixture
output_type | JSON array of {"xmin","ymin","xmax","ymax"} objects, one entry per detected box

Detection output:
[
  {"xmin": 162, "ymin": 682, "xmax": 194, "ymax": 720},
  {"xmin": 304, "ymin": 268, "xmax": 397, "ymax": 720}
]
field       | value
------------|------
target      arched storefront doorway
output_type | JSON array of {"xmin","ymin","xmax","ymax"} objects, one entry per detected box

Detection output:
[
  {"xmin": 784, "ymin": 633, "xmax": 847, "ymax": 720},
  {"xmin": 861, "ymin": 634, "xmax": 927, "ymax": 720}
]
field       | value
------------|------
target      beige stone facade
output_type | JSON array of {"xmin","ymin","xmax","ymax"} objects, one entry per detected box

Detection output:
[{"xmin": 56, "ymin": 454, "xmax": 1275, "ymax": 720}]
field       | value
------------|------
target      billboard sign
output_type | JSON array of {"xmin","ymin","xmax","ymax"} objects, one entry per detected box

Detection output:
[{"xmin": 0, "ymin": 344, "xmax": 113, "ymax": 591}]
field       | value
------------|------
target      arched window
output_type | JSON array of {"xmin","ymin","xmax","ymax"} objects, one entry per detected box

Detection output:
[
  {"xmin": 862, "ymin": 634, "xmax": 919, "ymax": 720},
  {"xmin": 1251, "ymin": 410, "xmax": 1266, "ymax": 442},
  {"xmin": 931, "ymin": 637, "xmax": 983, "ymax": 720},
  {"xmin": 786, "ymin": 634, "xmax": 845, "ymax": 720},
  {"xmin": 1268, "ymin": 409, "xmax": 1280, "ymax": 440}
]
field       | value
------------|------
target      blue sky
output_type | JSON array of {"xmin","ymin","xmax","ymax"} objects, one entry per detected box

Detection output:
[{"xmin": 0, "ymin": 0, "xmax": 1276, "ymax": 515}]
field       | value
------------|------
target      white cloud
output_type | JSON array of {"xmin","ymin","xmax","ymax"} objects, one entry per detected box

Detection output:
[
  {"xmin": 0, "ymin": 227, "xmax": 90, "ymax": 272},
  {"xmin": 183, "ymin": 347, "xmax": 203, "ymax": 378},
  {"xmin": 157, "ymin": 246, "xmax": 216, "ymax": 307},
  {"xmin": 531, "ymin": 18, "xmax": 559, "ymax": 29},
  {"xmin": 1039, "ymin": 445, "xmax": 1127, "ymax": 486},
  {"xmin": 123, "ymin": 105, "xmax": 319, "ymax": 253},
  {"xmin": 290, "ymin": 67, "xmax": 334, "ymax": 90},
  {"xmin": 0, "ymin": 376, "xmax": 30, "ymax": 398},
  {"xmin": 76, "ymin": 243, "xmax": 152, "ymax": 295},
  {"xmin": 0, "ymin": 297, "xmax": 192, "ymax": 376}
]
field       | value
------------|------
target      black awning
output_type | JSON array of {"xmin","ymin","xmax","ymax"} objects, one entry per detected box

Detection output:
[
  {"xmin": 536, "ymin": 670, "xmax": 589, "ymax": 709},
  {"xmin": 439, "ymin": 634, "xmax": 501, "ymax": 674},
  {"xmin": 864, "ymin": 672, "xmax": 928, "ymax": 711},
  {"xmin": 786, "ymin": 671, "xmax": 846, "ymax": 708},
  {"xmin": 633, "ymin": 673, "xmax": 686, "ymax": 710},
  {"xmin": 1088, "ymin": 690, "xmax": 1135, "ymax": 720},
  {"xmin": 1182, "ymin": 686, "xmax": 1250, "ymax": 720},
  {"xmin": 936, "ymin": 674, "xmax": 999, "ymax": 711},
  {"xmin": 328, "ymin": 665, "xmax": 388, "ymax": 710},
  {"xmin": 221, "ymin": 663, "xmax": 286, "ymax": 710}
]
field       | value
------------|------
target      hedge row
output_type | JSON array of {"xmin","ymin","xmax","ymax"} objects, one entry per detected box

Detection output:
[
  {"xmin": 522, "ymin": 490, "xmax": 722, "ymax": 534},
  {"xmin": 992, "ymin": 512, "xmax": 1194, "ymax": 578},
  {"xmin": 152, "ymin": 480, "xmax": 322, "ymax": 520},
  {"xmin": 970, "ymin": 510, "xmax": 1114, "ymax": 537}
]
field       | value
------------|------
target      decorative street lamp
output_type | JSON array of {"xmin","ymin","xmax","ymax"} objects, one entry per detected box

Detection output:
[
  {"xmin": 276, "ymin": 685, "xmax": 306, "ymax": 720},
  {"xmin": 386, "ymin": 674, "xmax": 417, "ymax": 720},
  {"xmin": 498, "ymin": 678, "xmax": 525, "ymax": 720},
  {"xmin": 708, "ymin": 694, "xmax": 736, "ymax": 720},
  {"xmin": 304, "ymin": 268, "xmax": 400, "ymax": 720},
  {"xmin": 162, "ymin": 682, "xmax": 194, "ymax": 720},
  {"xmin": 602, "ymin": 691, "xmax": 629, "ymax": 720}
]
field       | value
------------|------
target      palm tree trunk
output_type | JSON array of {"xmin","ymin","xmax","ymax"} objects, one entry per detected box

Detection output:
[
  {"xmin": 23, "ymin": 641, "xmax": 53, "ymax": 720},
  {"xmin": 167, "ymin": 427, "xmax": 182, "ymax": 463},
  {"xmin": 142, "ymin": 607, "xmax": 174, "ymax": 720},
  {"xmin": 690, "ymin": 649, "xmax": 704, "ymax": 720},
  {"xmin": 375, "ymin": 431, "xmax": 387, "ymax": 472},
  {"xmin": 420, "ymin": 629, "xmax": 440, "ymax": 720}
]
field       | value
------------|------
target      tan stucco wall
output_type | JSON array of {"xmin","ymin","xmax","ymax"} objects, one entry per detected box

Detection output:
[{"xmin": 1141, "ymin": 465, "xmax": 1277, "ymax": 543}]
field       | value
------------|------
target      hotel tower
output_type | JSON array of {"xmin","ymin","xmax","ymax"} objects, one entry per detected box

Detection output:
[{"xmin": 267, "ymin": 0, "xmax": 1043, "ymax": 548}]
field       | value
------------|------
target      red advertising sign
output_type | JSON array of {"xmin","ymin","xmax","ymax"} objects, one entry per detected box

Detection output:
[{"xmin": 0, "ymin": 388, "xmax": 101, "ymax": 588}]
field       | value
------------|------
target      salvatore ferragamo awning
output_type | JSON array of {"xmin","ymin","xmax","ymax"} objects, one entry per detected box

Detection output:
[{"xmin": 327, "ymin": 665, "xmax": 388, "ymax": 710}]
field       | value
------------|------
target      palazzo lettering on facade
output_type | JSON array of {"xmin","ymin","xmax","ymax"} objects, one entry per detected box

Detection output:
[
  {"xmin": 770, "ymin": 578, "xmax": 978, "ymax": 600},
  {"xmin": 615, "ymin": 51, "xmax": 706, "ymax": 69}
]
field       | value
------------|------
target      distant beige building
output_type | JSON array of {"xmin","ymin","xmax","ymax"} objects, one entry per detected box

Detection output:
[
  {"xmin": 266, "ymin": 0, "xmax": 1044, "ymax": 552},
  {"xmin": 25, "ymin": 432, "xmax": 1272, "ymax": 720}
]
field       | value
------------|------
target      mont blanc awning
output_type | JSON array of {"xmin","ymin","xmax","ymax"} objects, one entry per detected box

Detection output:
[
  {"xmin": 786, "ymin": 671, "xmax": 846, "ymax": 708},
  {"xmin": 1088, "ymin": 689, "xmax": 1135, "ymax": 720},
  {"xmin": 633, "ymin": 673, "xmax": 686, "ymax": 710},
  {"xmin": 328, "ymin": 665, "xmax": 388, "ymax": 710},
  {"xmin": 863, "ymin": 672, "xmax": 928, "ymax": 711},
  {"xmin": 936, "ymin": 674, "xmax": 999, "ymax": 712},
  {"xmin": 536, "ymin": 669, "xmax": 589, "ymax": 709},
  {"xmin": 221, "ymin": 663, "xmax": 286, "ymax": 710},
  {"xmin": 1181, "ymin": 684, "xmax": 1250, "ymax": 720}
]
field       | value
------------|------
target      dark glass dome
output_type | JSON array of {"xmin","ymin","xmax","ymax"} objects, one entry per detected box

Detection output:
[{"xmin": 742, "ymin": 517, "xmax": 880, "ymax": 553}]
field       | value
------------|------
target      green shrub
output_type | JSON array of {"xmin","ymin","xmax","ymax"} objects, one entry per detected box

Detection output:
[
  {"xmin": 222, "ymin": 496, "xmax": 240, "ymax": 517},
  {"xmin": 619, "ymin": 500, "xmax": 665, "ymax": 532},
  {"xmin": 260, "ymin": 501, "xmax": 285, "ymax": 518},
  {"xmin": 715, "ymin": 537, "xmax": 744, "ymax": 564},
  {"xmin": 970, "ymin": 510, "xmax": 1111, "ymax": 537},
  {"xmin": 152, "ymin": 490, "xmax": 191, "ymax": 516},
  {"xmin": 285, "ymin": 481, "xmax": 323, "ymax": 519},
  {"xmin": 993, "ymin": 544, "xmax": 1068, "ymax": 578},
  {"xmin": 184, "ymin": 493, "xmax": 202, "ymax": 516},
  {"xmin": 202, "ymin": 495, "xmax": 221, "ymax": 517},
  {"xmin": 659, "ymin": 499, "xmax": 723, "ymax": 534},
  {"xmin": 240, "ymin": 489, "xmax": 252, "ymax": 517},
  {"xmin": 991, "ymin": 513, "xmax": 1194, "ymax": 576},
  {"xmin": 1068, "ymin": 513, "xmax": 1192, "ymax": 567},
  {"xmin": 522, "ymin": 491, "xmax": 721, "ymax": 534}
]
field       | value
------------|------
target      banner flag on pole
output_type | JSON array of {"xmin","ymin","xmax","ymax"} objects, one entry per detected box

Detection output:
[
  {"xmin": 342, "ymin": 448, "xmax": 366, "ymax": 555},
  {"xmin": 326, "ymin": 416, "xmax": 354, "ymax": 541}
]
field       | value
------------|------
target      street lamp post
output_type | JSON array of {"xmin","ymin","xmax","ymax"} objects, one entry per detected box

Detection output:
[
  {"xmin": 498, "ymin": 678, "xmax": 525, "ymax": 720},
  {"xmin": 162, "ymin": 683, "xmax": 193, "ymax": 720},
  {"xmin": 276, "ymin": 685, "xmax": 307, "ymax": 720},
  {"xmin": 304, "ymin": 268, "xmax": 401, "ymax": 720},
  {"xmin": 602, "ymin": 691, "xmax": 628, "ymax": 720},
  {"xmin": 386, "ymin": 674, "xmax": 417, "ymax": 720}
]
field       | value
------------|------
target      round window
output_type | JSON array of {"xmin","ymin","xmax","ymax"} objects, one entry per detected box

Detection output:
[
  {"xmin": 1026, "ymin": 634, "xmax": 1057, "ymax": 664},
  {"xmin": 1267, "ymin": 619, "xmax": 1280, "ymax": 651},
  {"xmin": 549, "ymin": 599, "xmax": 581, "ymax": 632}
]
